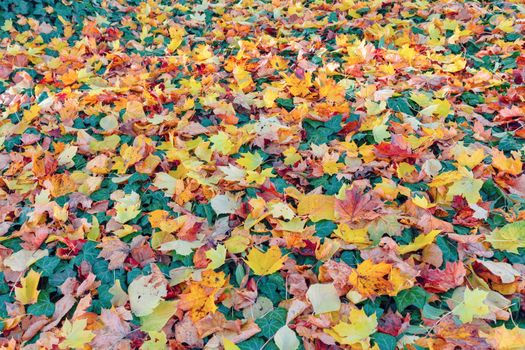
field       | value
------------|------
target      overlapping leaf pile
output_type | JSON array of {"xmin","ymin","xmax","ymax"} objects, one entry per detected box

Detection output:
[{"xmin": 1, "ymin": 0, "xmax": 525, "ymax": 349}]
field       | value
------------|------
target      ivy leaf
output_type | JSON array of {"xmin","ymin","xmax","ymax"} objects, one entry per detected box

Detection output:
[
  {"xmin": 27, "ymin": 290, "xmax": 55, "ymax": 317},
  {"xmin": 255, "ymin": 308, "xmax": 287, "ymax": 339},
  {"xmin": 395, "ymin": 287, "xmax": 429, "ymax": 312},
  {"xmin": 238, "ymin": 337, "xmax": 266, "ymax": 350},
  {"xmin": 372, "ymin": 332, "xmax": 397, "ymax": 350}
]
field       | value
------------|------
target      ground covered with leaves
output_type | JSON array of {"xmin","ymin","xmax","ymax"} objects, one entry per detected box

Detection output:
[{"xmin": 1, "ymin": 0, "xmax": 525, "ymax": 349}]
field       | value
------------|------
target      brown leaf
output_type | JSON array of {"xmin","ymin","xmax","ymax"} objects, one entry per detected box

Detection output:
[
  {"xmin": 98, "ymin": 238, "xmax": 130, "ymax": 270},
  {"xmin": 335, "ymin": 188, "xmax": 383, "ymax": 223}
]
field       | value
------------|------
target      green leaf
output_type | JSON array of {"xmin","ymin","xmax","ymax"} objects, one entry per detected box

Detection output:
[
  {"xmin": 387, "ymin": 97, "xmax": 415, "ymax": 116},
  {"xmin": 395, "ymin": 287, "xmax": 429, "ymax": 312},
  {"xmin": 314, "ymin": 220, "xmax": 336, "ymax": 238},
  {"xmin": 436, "ymin": 236, "xmax": 458, "ymax": 263},
  {"xmin": 259, "ymin": 275, "xmax": 285, "ymax": 304},
  {"xmin": 372, "ymin": 333, "xmax": 397, "ymax": 350},
  {"xmin": 238, "ymin": 337, "xmax": 265, "ymax": 350},
  {"xmin": 71, "ymin": 241, "xmax": 99, "ymax": 266},
  {"xmin": 27, "ymin": 290, "xmax": 55, "ymax": 317},
  {"xmin": 255, "ymin": 308, "xmax": 287, "ymax": 339},
  {"xmin": 422, "ymin": 304, "xmax": 446, "ymax": 320},
  {"xmin": 34, "ymin": 256, "xmax": 61, "ymax": 277}
]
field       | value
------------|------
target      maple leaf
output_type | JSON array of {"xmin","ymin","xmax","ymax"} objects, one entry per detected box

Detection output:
[
  {"xmin": 2, "ymin": 0, "xmax": 524, "ymax": 346},
  {"xmin": 178, "ymin": 270, "xmax": 227, "ymax": 321},
  {"xmin": 452, "ymin": 288, "xmax": 490, "ymax": 323},
  {"xmin": 92, "ymin": 308, "xmax": 131, "ymax": 348},
  {"xmin": 335, "ymin": 188, "xmax": 383, "ymax": 223},
  {"xmin": 348, "ymin": 260, "xmax": 394, "ymax": 298},
  {"xmin": 59, "ymin": 319, "xmax": 95, "ymax": 349},
  {"xmin": 485, "ymin": 220, "xmax": 525, "ymax": 253},
  {"xmin": 419, "ymin": 262, "xmax": 466, "ymax": 293},
  {"xmin": 482, "ymin": 326, "xmax": 525, "ymax": 349},
  {"xmin": 325, "ymin": 308, "xmax": 377, "ymax": 346},
  {"xmin": 492, "ymin": 150, "xmax": 523, "ymax": 175},
  {"xmin": 97, "ymin": 237, "xmax": 130, "ymax": 270},
  {"xmin": 446, "ymin": 174, "xmax": 483, "ymax": 205},
  {"xmin": 244, "ymin": 246, "xmax": 287, "ymax": 276},
  {"xmin": 223, "ymin": 338, "xmax": 240, "ymax": 350}
]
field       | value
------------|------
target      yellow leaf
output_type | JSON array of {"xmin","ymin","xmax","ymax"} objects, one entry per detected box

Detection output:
[
  {"xmin": 141, "ymin": 331, "xmax": 167, "ymax": 350},
  {"xmin": 140, "ymin": 300, "xmax": 178, "ymax": 332},
  {"xmin": 432, "ymin": 99, "xmax": 452, "ymax": 118},
  {"xmin": 325, "ymin": 308, "xmax": 377, "ymax": 346},
  {"xmin": 15, "ymin": 269, "xmax": 41, "ymax": 305},
  {"xmin": 322, "ymin": 160, "xmax": 344, "ymax": 175},
  {"xmin": 61, "ymin": 69, "xmax": 78, "ymax": 86},
  {"xmin": 123, "ymin": 100, "xmax": 146, "ymax": 122},
  {"xmin": 269, "ymin": 202, "xmax": 295, "ymax": 220},
  {"xmin": 410, "ymin": 92, "xmax": 433, "ymax": 107},
  {"xmin": 89, "ymin": 135, "xmax": 121, "ymax": 153},
  {"xmin": 492, "ymin": 150, "xmax": 523, "ymax": 176},
  {"xmin": 429, "ymin": 170, "xmax": 462, "ymax": 187},
  {"xmin": 262, "ymin": 86, "xmax": 279, "ymax": 108},
  {"xmin": 398, "ymin": 230, "xmax": 440, "ymax": 254},
  {"xmin": 245, "ymin": 168, "xmax": 275, "ymax": 185},
  {"xmin": 497, "ymin": 18, "xmax": 514, "ymax": 33},
  {"xmin": 245, "ymin": 246, "xmax": 287, "ymax": 276},
  {"xmin": 167, "ymin": 26, "xmax": 185, "ymax": 53},
  {"xmin": 333, "ymin": 224, "xmax": 370, "ymax": 247},
  {"xmin": 365, "ymin": 100, "xmax": 386, "ymax": 115},
  {"xmin": 443, "ymin": 57, "xmax": 466, "ymax": 72},
  {"xmin": 233, "ymin": 66, "xmax": 253, "ymax": 90},
  {"xmin": 223, "ymin": 338, "xmax": 240, "ymax": 350},
  {"xmin": 224, "ymin": 235, "xmax": 250, "ymax": 254},
  {"xmin": 97, "ymin": 112, "xmax": 118, "ymax": 130},
  {"xmin": 452, "ymin": 288, "xmax": 490, "ymax": 323},
  {"xmin": 23, "ymin": 105, "xmax": 41, "ymax": 123},
  {"xmin": 283, "ymin": 147, "xmax": 301, "ymax": 165},
  {"xmin": 485, "ymin": 221, "xmax": 525, "ymax": 253},
  {"xmin": 398, "ymin": 44, "xmax": 416, "ymax": 62},
  {"xmin": 452, "ymin": 143, "xmax": 485, "ymax": 169},
  {"xmin": 236, "ymin": 152, "xmax": 264, "ymax": 171},
  {"xmin": 349, "ymin": 260, "xmax": 392, "ymax": 297},
  {"xmin": 296, "ymin": 194, "xmax": 336, "ymax": 222},
  {"xmin": 306, "ymin": 283, "xmax": 341, "ymax": 314},
  {"xmin": 115, "ymin": 192, "xmax": 141, "ymax": 224},
  {"xmin": 59, "ymin": 319, "xmax": 95, "ymax": 349},
  {"xmin": 482, "ymin": 326, "xmax": 525, "ymax": 349},
  {"xmin": 87, "ymin": 216, "xmax": 100, "ymax": 241},
  {"xmin": 206, "ymin": 245, "xmax": 226, "ymax": 270},
  {"xmin": 210, "ymin": 132, "xmax": 234, "ymax": 155},
  {"xmin": 446, "ymin": 175, "xmax": 483, "ymax": 204},
  {"xmin": 372, "ymin": 124, "xmax": 389, "ymax": 143},
  {"xmin": 4, "ymin": 249, "xmax": 48, "ymax": 272},
  {"xmin": 397, "ymin": 162, "xmax": 416, "ymax": 179},
  {"xmin": 193, "ymin": 44, "xmax": 213, "ymax": 61},
  {"xmin": 411, "ymin": 195, "xmax": 436, "ymax": 209}
]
